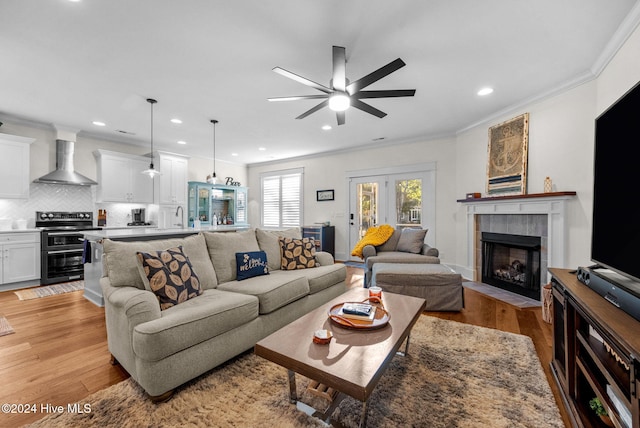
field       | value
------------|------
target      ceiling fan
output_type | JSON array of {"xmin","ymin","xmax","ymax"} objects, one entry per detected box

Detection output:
[{"xmin": 268, "ymin": 46, "xmax": 416, "ymax": 125}]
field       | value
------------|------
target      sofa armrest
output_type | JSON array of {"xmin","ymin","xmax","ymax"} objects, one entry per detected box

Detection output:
[
  {"xmin": 362, "ymin": 245, "xmax": 377, "ymax": 259},
  {"xmin": 421, "ymin": 244, "xmax": 439, "ymax": 258},
  {"xmin": 316, "ymin": 251, "xmax": 335, "ymax": 266},
  {"xmin": 101, "ymin": 277, "xmax": 161, "ymax": 326}
]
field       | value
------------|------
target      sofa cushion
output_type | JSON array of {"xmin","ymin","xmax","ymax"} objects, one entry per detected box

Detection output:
[
  {"xmin": 302, "ymin": 264, "xmax": 347, "ymax": 294},
  {"xmin": 235, "ymin": 251, "xmax": 269, "ymax": 281},
  {"xmin": 255, "ymin": 227, "xmax": 301, "ymax": 271},
  {"xmin": 396, "ymin": 228, "xmax": 428, "ymax": 253},
  {"xmin": 132, "ymin": 289, "xmax": 259, "ymax": 361},
  {"xmin": 103, "ymin": 234, "xmax": 217, "ymax": 290},
  {"xmin": 376, "ymin": 229, "xmax": 402, "ymax": 252},
  {"xmin": 136, "ymin": 246, "xmax": 203, "ymax": 310},
  {"xmin": 280, "ymin": 237, "xmax": 317, "ymax": 270},
  {"xmin": 217, "ymin": 271, "xmax": 310, "ymax": 314},
  {"xmin": 204, "ymin": 229, "xmax": 260, "ymax": 283}
]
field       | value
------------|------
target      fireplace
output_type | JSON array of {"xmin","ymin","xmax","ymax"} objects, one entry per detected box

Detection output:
[{"xmin": 481, "ymin": 232, "xmax": 541, "ymax": 300}]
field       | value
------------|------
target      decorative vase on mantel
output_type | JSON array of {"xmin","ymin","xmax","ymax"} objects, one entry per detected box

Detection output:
[{"xmin": 544, "ymin": 176, "xmax": 552, "ymax": 193}]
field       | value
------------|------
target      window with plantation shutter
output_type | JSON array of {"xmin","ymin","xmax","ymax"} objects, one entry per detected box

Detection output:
[{"xmin": 261, "ymin": 168, "xmax": 303, "ymax": 227}]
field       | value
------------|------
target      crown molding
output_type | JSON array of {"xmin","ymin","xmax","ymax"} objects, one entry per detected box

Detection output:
[
  {"xmin": 591, "ymin": 0, "xmax": 640, "ymax": 76},
  {"xmin": 457, "ymin": 1, "xmax": 640, "ymax": 136}
]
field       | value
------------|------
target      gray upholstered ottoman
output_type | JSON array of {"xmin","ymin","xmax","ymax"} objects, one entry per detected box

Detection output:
[{"xmin": 371, "ymin": 263, "xmax": 464, "ymax": 311}]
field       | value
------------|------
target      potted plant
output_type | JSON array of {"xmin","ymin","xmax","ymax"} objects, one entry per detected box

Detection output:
[{"xmin": 589, "ymin": 397, "xmax": 614, "ymax": 427}]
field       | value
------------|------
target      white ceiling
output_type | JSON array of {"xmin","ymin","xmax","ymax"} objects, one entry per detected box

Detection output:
[{"xmin": 1, "ymin": 0, "xmax": 638, "ymax": 165}]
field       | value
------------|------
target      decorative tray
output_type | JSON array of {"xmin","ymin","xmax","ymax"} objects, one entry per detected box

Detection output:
[{"xmin": 328, "ymin": 298, "xmax": 390, "ymax": 330}]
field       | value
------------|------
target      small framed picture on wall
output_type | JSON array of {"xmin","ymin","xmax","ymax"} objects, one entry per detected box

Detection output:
[{"xmin": 316, "ymin": 189, "xmax": 334, "ymax": 201}]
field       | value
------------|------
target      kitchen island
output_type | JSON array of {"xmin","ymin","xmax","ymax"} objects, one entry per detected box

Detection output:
[{"xmin": 82, "ymin": 225, "xmax": 248, "ymax": 306}]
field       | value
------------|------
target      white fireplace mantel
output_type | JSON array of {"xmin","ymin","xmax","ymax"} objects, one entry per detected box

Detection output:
[{"xmin": 459, "ymin": 192, "xmax": 577, "ymax": 281}]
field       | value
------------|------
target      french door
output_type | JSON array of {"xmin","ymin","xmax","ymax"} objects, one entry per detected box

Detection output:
[
  {"xmin": 348, "ymin": 168, "xmax": 434, "ymax": 261},
  {"xmin": 348, "ymin": 176, "xmax": 387, "ymax": 246}
]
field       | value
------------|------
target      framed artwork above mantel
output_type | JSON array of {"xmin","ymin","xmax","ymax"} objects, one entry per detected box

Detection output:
[{"xmin": 486, "ymin": 113, "xmax": 529, "ymax": 196}]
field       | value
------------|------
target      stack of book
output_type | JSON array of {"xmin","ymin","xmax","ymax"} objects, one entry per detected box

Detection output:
[{"xmin": 340, "ymin": 303, "xmax": 376, "ymax": 322}]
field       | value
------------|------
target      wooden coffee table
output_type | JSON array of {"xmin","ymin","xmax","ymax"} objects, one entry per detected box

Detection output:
[{"xmin": 254, "ymin": 288, "xmax": 426, "ymax": 427}]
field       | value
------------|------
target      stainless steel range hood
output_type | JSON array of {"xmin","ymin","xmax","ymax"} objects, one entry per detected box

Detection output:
[{"xmin": 33, "ymin": 139, "xmax": 97, "ymax": 186}]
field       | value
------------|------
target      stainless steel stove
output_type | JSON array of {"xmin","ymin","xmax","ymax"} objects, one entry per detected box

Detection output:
[{"xmin": 36, "ymin": 211, "xmax": 102, "ymax": 285}]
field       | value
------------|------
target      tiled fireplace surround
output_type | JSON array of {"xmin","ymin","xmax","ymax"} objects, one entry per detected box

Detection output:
[{"xmin": 462, "ymin": 193, "xmax": 574, "ymax": 300}]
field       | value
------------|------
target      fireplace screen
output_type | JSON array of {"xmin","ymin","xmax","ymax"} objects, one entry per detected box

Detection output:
[{"xmin": 481, "ymin": 232, "xmax": 541, "ymax": 300}]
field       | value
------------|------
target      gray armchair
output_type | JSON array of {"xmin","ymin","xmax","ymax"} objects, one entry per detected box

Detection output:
[{"xmin": 362, "ymin": 228, "xmax": 440, "ymax": 286}]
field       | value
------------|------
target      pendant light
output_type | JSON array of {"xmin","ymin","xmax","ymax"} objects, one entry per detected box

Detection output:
[
  {"xmin": 210, "ymin": 119, "xmax": 218, "ymax": 184},
  {"xmin": 141, "ymin": 98, "xmax": 161, "ymax": 178}
]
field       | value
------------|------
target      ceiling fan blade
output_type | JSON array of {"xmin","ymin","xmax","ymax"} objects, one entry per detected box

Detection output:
[
  {"xmin": 273, "ymin": 67, "xmax": 332, "ymax": 94},
  {"xmin": 332, "ymin": 46, "xmax": 347, "ymax": 92},
  {"xmin": 354, "ymin": 89, "xmax": 416, "ymax": 99},
  {"xmin": 336, "ymin": 111, "xmax": 346, "ymax": 126},
  {"xmin": 295, "ymin": 99, "xmax": 329, "ymax": 120},
  {"xmin": 351, "ymin": 99, "xmax": 387, "ymax": 118},
  {"xmin": 268, "ymin": 95, "xmax": 328, "ymax": 102},
  {"xmin": 346, "ymin": 58, "xmax": 406, "ymax": 94}
]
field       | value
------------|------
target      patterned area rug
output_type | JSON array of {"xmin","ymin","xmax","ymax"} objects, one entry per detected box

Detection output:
[
  {"xmin": 27, "ymin": 316, "xmax": 563, "ymax": 428},
  {"xmin": 0, "ymin": 316, "xmax": 15, "ymax": 337},
  {"xmin": 14, "ymin": 281, "xmax": 84, "ymax": 300}
]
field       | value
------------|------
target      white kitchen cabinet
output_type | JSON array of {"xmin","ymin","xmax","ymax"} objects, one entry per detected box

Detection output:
[
  {"xmin": 0, "ymin": 133, "xmax": 34, "ymax": 199},
  {"xmin": 94, "ymin": 150, "xmax": 154, "ymax": 203},
  {"xmin": 155, "ymin": 152, "xmax": 189, "ymax": 205},
  {"xmin": 0, "ymin": 233, "xmax": 40, "ymax": 284}
]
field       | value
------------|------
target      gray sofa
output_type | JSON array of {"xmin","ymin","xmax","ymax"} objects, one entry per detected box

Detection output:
[
  {"xmin": 362, "ymin": 228, "xmax": 440, "ymax": 286},
  {"xmin": 100, "ymin": 228, "xmax": 346, "ymax": 401}
]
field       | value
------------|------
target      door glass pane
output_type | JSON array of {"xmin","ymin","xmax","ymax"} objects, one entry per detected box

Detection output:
[
  {"xmin": 395, "ymin": 178, "xmax": 422, "ymax": 229},
  {"xmin": 357, "ymin": 182, "xmax": 378, "ymax": 239}
]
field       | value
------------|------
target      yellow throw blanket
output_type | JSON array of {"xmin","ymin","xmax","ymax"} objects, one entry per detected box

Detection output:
[{"xmin": 351, "ymin": 224, "xmax": 395, "ymax": 258}]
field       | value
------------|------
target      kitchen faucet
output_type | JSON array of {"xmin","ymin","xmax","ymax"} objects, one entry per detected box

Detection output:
[{"xmin": 175, "ymin": 205, "xmax": 184, "ymax": 228}]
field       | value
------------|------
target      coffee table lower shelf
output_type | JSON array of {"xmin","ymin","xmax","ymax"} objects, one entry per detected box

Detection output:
[
  {"xmin": 254, "ymin": 288, "xmax": 426, "ymax": 427},
  {"xmin": 287, "ymin": 334, "xmax": 412, "ymax": 427}
]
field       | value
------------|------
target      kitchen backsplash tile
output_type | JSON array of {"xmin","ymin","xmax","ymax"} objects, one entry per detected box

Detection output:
[
  {"xmin": 0, "ymin": 183, "xmax": 93, "ymax": 227},
  {"xmin": 0, "ymin": 183, "xmax": 158, "ymax": 228},
  {"xmin": 94, "ymin": 203, "xmax": 158, "ymax": 227}
]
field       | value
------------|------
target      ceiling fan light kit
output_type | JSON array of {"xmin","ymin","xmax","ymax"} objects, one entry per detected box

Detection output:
[
  {"xmin": 269, "ymin": 45, "xmax": 415, "ymax": 125},
  {"xmin": 329, "ymin": 92, "xmax": 350, "ymax": 112}
]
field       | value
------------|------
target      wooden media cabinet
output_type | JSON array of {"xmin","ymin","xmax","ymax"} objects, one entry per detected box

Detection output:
[{"xmin": 550, "ymin": 268, "xmax": 640, "ymax": 428}]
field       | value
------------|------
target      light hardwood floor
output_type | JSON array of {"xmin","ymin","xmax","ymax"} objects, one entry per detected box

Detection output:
[{"xmin": 0, "ymin": 267, "xmax": 570, "ymax": 427}]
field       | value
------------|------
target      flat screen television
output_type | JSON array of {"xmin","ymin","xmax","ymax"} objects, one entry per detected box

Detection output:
[{"xmin": 591, "ymin": 79, "xmax": 640, "ymax": 299}]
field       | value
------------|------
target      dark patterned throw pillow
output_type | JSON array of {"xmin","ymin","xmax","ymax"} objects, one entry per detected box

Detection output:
[
  {"xmin": 279, "ymin": 237, "xmax": 318, "ymax": 270},
  {"xmin": 235, "ymin": 251, "xmax": 269, "ymax": 281},
  {"xmin": 136, "ymin": 246, "xmax": 203, "ymax": 310}
]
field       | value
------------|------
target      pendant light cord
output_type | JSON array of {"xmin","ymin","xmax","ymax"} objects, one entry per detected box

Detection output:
[
  {"xmin": 147, "ymin": 98, "xmax": 157, "ymax": 169},
  {"xmin": 211, "ymin": 119, "xmax": 218, "ymax": 178}
]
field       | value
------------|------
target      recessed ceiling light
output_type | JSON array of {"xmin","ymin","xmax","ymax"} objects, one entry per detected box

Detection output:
[
  {"xmin": 92, "ymin": 121, "xmax": 106, "ymax": 126},
  {"xmin": 170, "ymin": 118, "xmax": 183, "ymax": 124},
  {"xmin": 322, "ymin": 125, "xmax": 332, "ymax": 131},
  {"xmin": 477, "ymin": 87, "xmax": 494, "ymax": 96},
  {"xmin": 231, "ymin": 153, "xmax": 239, "ymax": 156},
  {"xmin": 258, "ymin": 147, "xmax": 266, "ymax": 151},
  {"xmin": 177, "ymin": 140, "xmax": 187, "ymax": 145}
]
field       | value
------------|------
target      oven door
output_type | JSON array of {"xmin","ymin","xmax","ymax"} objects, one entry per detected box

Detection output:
[
  {"xmin": 41, "ymin": 248, "xmax": 84, "ymax": 284},
  {"xmin": 42, "ymin": 231, "xmax": 85, "ymax": 251}
]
